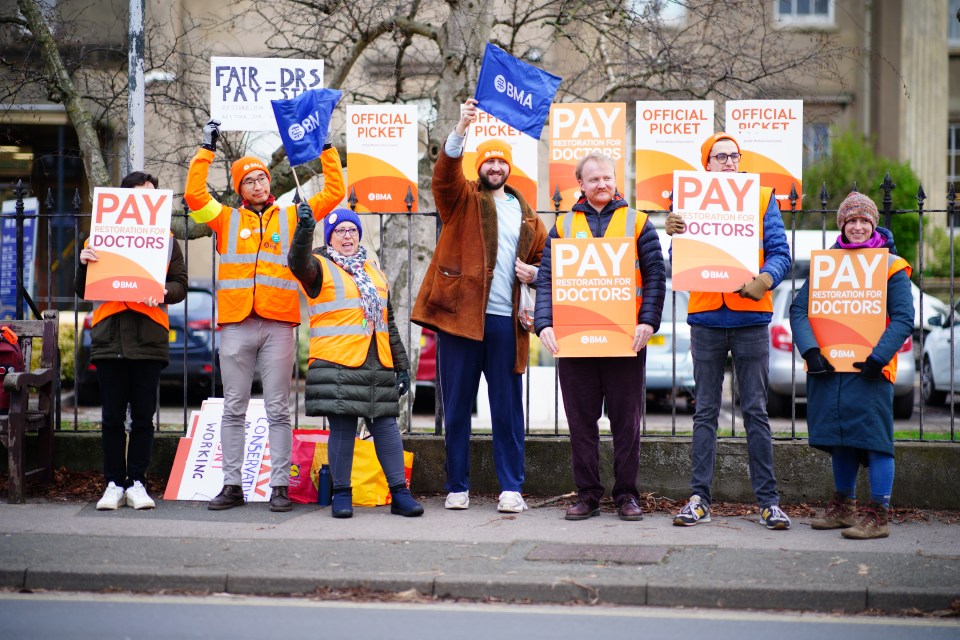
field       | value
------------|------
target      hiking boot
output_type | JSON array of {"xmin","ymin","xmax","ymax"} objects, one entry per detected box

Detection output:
[
  {"xmin": 497, "ymin": 491, "xmax": 528, "ymax": 513},
  {"xmin": 207, "ymin": 485, "xmax": 244, "ymax": 511},
  {"xmin": 617, "ymin": 497, "xmax": 644, "ymax": 521},
  {"xmin": 565, "ymin": 499, "xmax": 600, "ymax": 521},
  {"xmin": 389, "ymin": 485, "xmax": 424, "ymax": 517},
  {"xmin": 124, "ymin": 481, "xmax": 155, "ymax": 510},
  {"xmin": 444, "ymin": 491, "xmax": 469, "ymax": 510},
  {"xmin": 842, "ymin": 502, "xmax": 890, "ymax": 539},
  {"xmin": 269, "ymin": 486, "xmax": 292, "ymax": 513},
  {"xmin": 811, "ymin": 492, "xmax": 856, "ymax": 530},
  {"xmin": 96, "ymin": 482, "xmax": 126, "ymax": 510},
  {"xmin": 331, "ymin": 487, "xmax": 353, "ymax": 518},
  {"xmin": 673, "ymin": 495, "xmax": 710, "ymax": 526},
  {"xmin": 760, "ymin": 504, "xmax": 792, "ymax": 530}
]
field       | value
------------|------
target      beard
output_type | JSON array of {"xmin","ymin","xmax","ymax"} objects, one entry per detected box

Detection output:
[{"xmin": 478, "ymin": 170, "xmax": 509, "ymax": 190}]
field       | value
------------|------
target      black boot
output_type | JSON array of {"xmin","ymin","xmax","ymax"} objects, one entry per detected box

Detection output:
[
  {"xmin": 389, "ymin": 484, "xmax": 424, "ymax": 517},
  {"xmin": 208, "ymin": 485, "xmax": 244, "ymax": 511},
  {"xmin": 331, "ymin": 487, "xmax": 353, "ymax": 518},
  {"xmin": 269, "ymin": 486, "xmax": 292, "ymax": 512}
]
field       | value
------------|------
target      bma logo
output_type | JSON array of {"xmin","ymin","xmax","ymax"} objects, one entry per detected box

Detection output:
[
  {"xmin": 368, "ymin": 193, "xmax": 392, "ymax": 201},
  {"xmin": 830, "ymin": 348, "xmax": 855, "ymax": 358},
  {"xmin": 580, "ymin": 335, "xmax": 608, "ymax": 344},
  {"xmin": 700, "ymin": 269, "xmax": 729, "ymax": 279},
  {"xmin": 288, "ymin": 123, "xmax": 305, "ymax": 141},
  {"xmin": 288, "ymin": 110, "xmax": 324, "ymax": 142},
  {"xmin": 493, "ymin": 74, "xmax": 533, "ymax": 109},
  {"xmin": 112, "ymin": 280, "xmax": 138, "ymax": 289}
]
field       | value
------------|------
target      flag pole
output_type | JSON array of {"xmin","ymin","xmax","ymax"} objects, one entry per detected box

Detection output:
[{"xmin": 290, "ymin": 164, "xmax": 306, "ymax": 203}]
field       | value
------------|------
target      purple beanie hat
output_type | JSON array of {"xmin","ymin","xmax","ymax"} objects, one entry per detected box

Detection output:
[{"xmin": 323, "ymin": 208, "xmax": 363, "ymax": 246}]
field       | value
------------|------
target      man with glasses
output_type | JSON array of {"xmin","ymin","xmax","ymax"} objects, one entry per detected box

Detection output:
[
  {"xmin": 412, "ymin": 98, "xmax": 547, "ymax": 514},
  {"xmin": 665, "ymin": 132, "xmax": 793, "ymax": 530},
  {"xmin": 184, "ymin": 119, "xmax": 345, "ymax": 512}
]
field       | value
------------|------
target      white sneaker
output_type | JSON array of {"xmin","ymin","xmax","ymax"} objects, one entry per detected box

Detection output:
[
  {"xmin": 444, "ymin": 491, "xmax": 469, "ymax": 510},
  {"xmin": 497, "ymin": 491, "xmax": 528, "ymax": 513},
  {"xmin": 96, "ymin": 482, "xmax": 126, "ymax": 510},
  {"xmin": 125, "ymin": 481, "xmax": 156, "ymax": 510}
]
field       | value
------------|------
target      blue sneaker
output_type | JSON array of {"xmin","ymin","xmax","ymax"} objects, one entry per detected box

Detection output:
[
  {"xmin": 760, "ymin": 504, "xmax": 791, "ymax": 530},
  {"xmin": 673, "ymin": 495, "xmax": 711, "ymax": 526}
]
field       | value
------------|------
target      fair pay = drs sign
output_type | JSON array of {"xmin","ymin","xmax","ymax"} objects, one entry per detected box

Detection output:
[{"xmin": 552, "ymin": 237, "xmax": 636, "ymax": 358}]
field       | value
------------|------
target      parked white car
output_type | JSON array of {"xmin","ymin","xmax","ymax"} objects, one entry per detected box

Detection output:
[{"xmin": 921, "ymin": 300, "xmax": 960, "ymax": 405}]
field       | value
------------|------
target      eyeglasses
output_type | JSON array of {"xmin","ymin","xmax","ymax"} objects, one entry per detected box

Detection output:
[
  {"xmin": 241, "ymin": 175, "xmax": 269, "ymax": 189},
  {"xmin": 710, "ymin": 152, "xmax": 741, "ymax": 164},
  {"xmin": 333, "ymin": 226, "xmax": 359, "ymax": 238}
]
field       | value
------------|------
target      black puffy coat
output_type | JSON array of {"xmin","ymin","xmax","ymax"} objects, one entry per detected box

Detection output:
[{"xmin": 288, "ymin": 223, "xmax": 410, "ymax": 419}]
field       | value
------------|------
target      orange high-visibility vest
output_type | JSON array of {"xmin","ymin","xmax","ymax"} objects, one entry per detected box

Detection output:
[
  {"xmin": 210, "ymin": 206, "xmax": 301, "ymax": 325},
  {"xmin": 89, "ymin": 234, "xmax": 174, "ymax": 331},
  {"xmin": 307, "ymin": 256, "xmax": 392, "ymax": 368},
  {"xmin": 881, "ymin": 254, "xmax": 912, "ymax": 384},
  {"xmin": 556, "ymin": 206, "xmax": 648, "ymax": 316},
  {"xmin": 687, "ymin": 187, "xmax": 776, "ymax": 315}
]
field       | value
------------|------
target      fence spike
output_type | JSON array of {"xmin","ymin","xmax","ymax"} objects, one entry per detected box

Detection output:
[
  {"xmin": 404, "ymin": 185, "xmax": 414, "ymax": 212},
  {"xmin": 819, "ymin": 182, "xmax": 829, "ymax": 208},
  {"xmin": 852, "ymin": 181, "xmax": 858, "ymax": 193},
  {"xmin": 45, "ymin": 188, "xmax": 55, "ymax": 212},
  {"xmin": 14, "ymin": 178, "xmax": 26, "ymax": 201},
  {"xmin": 788, "ymin": 183, "xmax": 798, "ymax": 210},
  {"xmin": 552, "ymin": 184, "xmax": 562, "ymax": 213},
  {"xmin": 916, "ymin": 183, "xmax": 926, "ymax": 209},
  {"xmin": 72, "ymin": 189, "xmax": 81, "ymax": 210},
  {"xmin": 880, "ymin": 172, "xmax": 896, "ymax": 209},
  {"xmin": 348, "ymin": 186, "xmax": 358, "ymax": 211},
  {"xmin": 948, "ymin": 182, "xmax": 957, "ymax": 205},
  {"xmin": 292, "ymin": 191, "xmax": 301, "ymax": 204}
]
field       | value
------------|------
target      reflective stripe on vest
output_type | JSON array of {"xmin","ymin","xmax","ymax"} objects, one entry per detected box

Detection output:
[
  {"xmin": 556, "ymin": 207, "xmax": 647, "ymax": 315},
  {"xmin": 687, "ymin": 186, "xmax": 775, "ymax": 315},
  {"xmin": 307, "ymin": 256, "xmax": 392, "ymax": 368},
  {"xmin": 214, "ymin": 206, "xmax": 300, "ymax": 324},
  {"xmin": 881, "ymin": 254, "xmax": 913, "ymax": 384},
  {"xmin": 89, "ymin": 234, "xmax": 174, "ymax": 331}
]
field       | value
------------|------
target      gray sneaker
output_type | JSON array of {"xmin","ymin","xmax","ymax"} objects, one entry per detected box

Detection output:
[
  {"xmin": 673, "ymin": 495, "xmax": 711, "ymax": 526},
  {"xmin": 760, "ymin": 504, "xmax": 791, "ymax": 530}
]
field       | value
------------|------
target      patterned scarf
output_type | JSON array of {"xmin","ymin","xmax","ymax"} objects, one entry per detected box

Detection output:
[{"xmin": 327, "ymin": 246, "xmax": 383, "ymax": 335}]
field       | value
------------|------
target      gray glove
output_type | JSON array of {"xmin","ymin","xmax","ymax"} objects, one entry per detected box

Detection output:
[
  {"xmin": 202, "ymin": 119, "xmax": 221, "ymax": 151},
  {"xmin": 297, "ymin": 202, "xmax": 315, "ymax": 229}
]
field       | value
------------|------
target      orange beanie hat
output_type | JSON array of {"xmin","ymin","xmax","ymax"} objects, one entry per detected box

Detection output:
[
  {"xmin": 231, "ymin": 156, "xmax": 271, "ymax": 193},
  {"xmin": 700, "ymin": 132, "xmax": 741, "ymax": 169},
  {"xmin": 474, "ymin": 139, "xmax": 513, "ymax": 174}
]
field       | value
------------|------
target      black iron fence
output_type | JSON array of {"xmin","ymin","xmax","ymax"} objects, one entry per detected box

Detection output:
[{"xmin": 2, "ymin": 176, "xmax": 957, "ymax": 442}]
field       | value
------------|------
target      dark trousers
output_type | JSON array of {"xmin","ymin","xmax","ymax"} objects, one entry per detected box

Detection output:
[
  {"xmin": 437, "ymin": 314, "xmax": 525, "ymax": 493},
  {"xmin": 558, "ymin": 352, "xmax": 646, "ymax": 505},
  {"xmin": 95, "ymin": 358, "xmax": 165, "ymax": 488}
]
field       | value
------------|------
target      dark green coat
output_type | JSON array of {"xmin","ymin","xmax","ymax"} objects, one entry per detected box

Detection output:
[{"xmin": 289, "ymin": 224, "xmax": 410, "ymax": 419}]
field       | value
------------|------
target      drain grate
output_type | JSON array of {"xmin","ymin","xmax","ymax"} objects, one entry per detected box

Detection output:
[{"xmin": 525, "ymin": 543, "xmax": 669, "ymax": 564}]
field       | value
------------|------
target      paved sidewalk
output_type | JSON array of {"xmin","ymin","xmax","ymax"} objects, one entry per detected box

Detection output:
[{"xmin": 0, "ymin": 496, "xmax": 957, "ymax": 613}]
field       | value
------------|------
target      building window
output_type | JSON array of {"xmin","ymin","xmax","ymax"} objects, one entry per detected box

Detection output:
[
  {"xmin": 774, "ymin": 0, "xmax": 834, "ymax": 28},
  {"xmin": 950, "ymin": 0, "xmax": 960, "ymax": 48},
  {"xmin": 950, "ymin": 123, "xmax": 960, "ymax": 224},
  {"xmin": 803, "ymin": 123, "xmax": 830, "ymax": 166},
  {"xmin": 626, "ymin": 0, "xmax": 687, "ymax": 26}
]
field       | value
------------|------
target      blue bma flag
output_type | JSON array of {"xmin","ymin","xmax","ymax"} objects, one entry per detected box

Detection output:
[
  {"xmin": 473, "ymin": 43, "xmax": 561, "ymax": 141},
  {"xmin": 271, "ymin": 88, "xmax": 343, "ymax": 166}
]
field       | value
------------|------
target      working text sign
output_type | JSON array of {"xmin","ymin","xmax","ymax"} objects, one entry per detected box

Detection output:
[
  {"xmin": 808, "ymin": 249, "xmax": 888, "ymax": 372},
  {"xmin": 670, "ymin": 171, "xmax": 761, "ymax": 292},
  {"xmin": 210, "ymin": 57, "xmax": 324, "ymax": 131},
  {"xmin": 85, "ymin": 187, "xmax": 173, "ymax": 302},
  {"xmin": 552, "ymin": 238, "xmax": 636, "ymax": 358}
]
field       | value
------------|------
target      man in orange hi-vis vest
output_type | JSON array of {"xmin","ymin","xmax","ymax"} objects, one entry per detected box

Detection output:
[
  {"xmin": 665, "ymin": 132, "xmax": 793, "ymax": 531},
  {"xmin": 75, "ymin": 171, "xmax": 188, "ymax": 512},
  {"xmin": 184, "ymin": 119, "xmax": 345, "ymax": 513}
]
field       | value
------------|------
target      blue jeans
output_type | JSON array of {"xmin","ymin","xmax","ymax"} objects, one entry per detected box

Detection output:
[
  {"xmin": 689, "ymin": 325, "xmax": 780, "ymax": 508},
  {"xmin": 438, "ymin": 314, "xmax": 524, "ymax": 493}
]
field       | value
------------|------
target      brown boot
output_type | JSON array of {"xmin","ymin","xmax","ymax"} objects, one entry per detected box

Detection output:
[
  {"xmin": 811, "ymin": 492, "xmax": 856, "ymax": 530},
  {"xmin": 841, "ymin": 502, "xmax": 890, "ymax": 539}
]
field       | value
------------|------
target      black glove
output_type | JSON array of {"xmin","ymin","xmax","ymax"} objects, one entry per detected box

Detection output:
[
  {"xmin": 201, "ymin": 119, "xmax": 221, "ymax": 151},
  {"xmin": 395, "ymin": 370, "xmax": 411, "ymax": 397},
  {"xmin": 297, "ymin": 202, "xmax": 316, "ymax": 229},
  {"xmin": 853, "ymin": 356, "xmax": 884, "ymax": 381},
  {"xmin": 802, "ymin": 348, "xmax": 835, "ymax": 376}
]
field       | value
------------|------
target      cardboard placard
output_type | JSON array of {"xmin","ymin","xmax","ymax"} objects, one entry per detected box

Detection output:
[
  {"xmin": 85, "ymin": 187, "xmax": 173, "ymax": 301},
  {"xmin": 552, "ymin": 237, "xmax": 636, "ymax": 357},
  {"xmin": 548, "ymin": 103, "xmax": 626, "ymax": 211},
  {"xmin": 346, "ymin": 105, "xmax": 419, "ymax": 213},
  {"xmin": 808, "ymin": 248, "xmax": 889, "ymax": 372}
]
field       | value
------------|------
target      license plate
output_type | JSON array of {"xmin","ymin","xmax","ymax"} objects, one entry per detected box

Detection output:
[
  {"xmin": 648, "ymin": 335, "xmax": 665, "ymax": 346},
  {"xmin": 168, "ymin": 330, "xmax": 177, "ymax": 343}
]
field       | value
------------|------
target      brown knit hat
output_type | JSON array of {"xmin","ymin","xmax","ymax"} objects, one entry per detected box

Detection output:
[{"xmin": 836, "ymin": 192, "xmax": 879, "ymax": 230}]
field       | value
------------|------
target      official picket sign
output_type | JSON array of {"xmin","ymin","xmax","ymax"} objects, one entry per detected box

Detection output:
[
  {"xmin": 463, "ymin": 108, "xmax": 539, "ymax": 207},
  {"xmin": 635, "ymin": 100, "xmax": 715, "ymax": 211},
  {"xmin": 549, "ymin": 103, "xmax": 626, "ymax": 211},
  {"xmin": 84, "ymin": 187, "xmax": 173, "ymax": 302},
  {"xmin": 670, "ymin": 171, "xmax": 761, "ymax": 292},
  {"xmin": 807, "ymin": 248, "xmax": 889, "ymax": 372},
  {"xmin": 210, "ymin": 56, "xmax": 325, "ymax": 131},
  {"xmin": 552, "ymin": 237, "xmax": 637, "ymax": 358},
  {"xmin": 164, "ymin": 399, "xmax": 273, "ymax": 503},
  {"xmin": 0, "ymin": 197, "xmax": 38, "ymax": 321},
  {"xmin": 725, "ymin": 99, "xmax": 804, "ymax": 206},
  {"xmin": 346, "ymin": 104, "xmax": 419, "ymax": 213}
]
